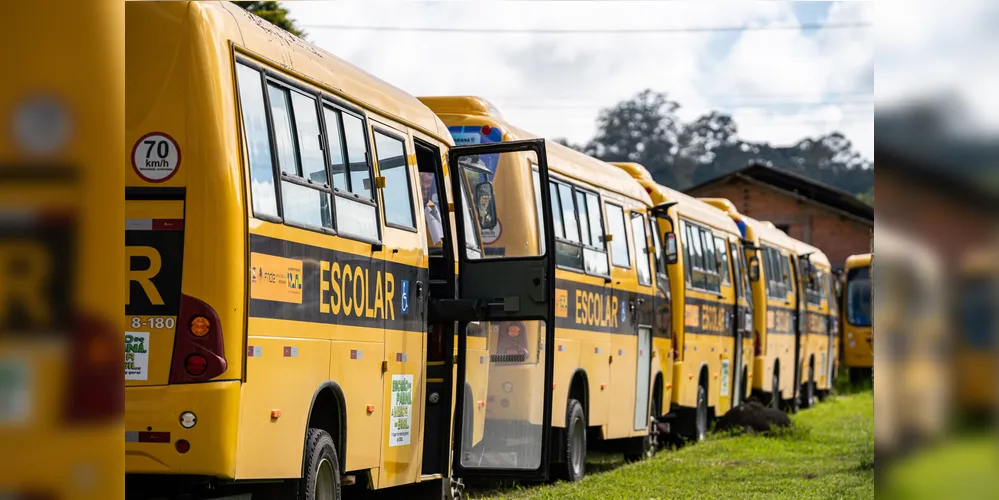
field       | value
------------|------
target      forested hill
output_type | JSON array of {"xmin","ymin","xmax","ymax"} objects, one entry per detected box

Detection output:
[{"xmin": 555, "ymin": 90, "xmax": 873, "ymax": 202}]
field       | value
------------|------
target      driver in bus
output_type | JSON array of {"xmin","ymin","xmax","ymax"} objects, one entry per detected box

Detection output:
[{"xmin": 420, "ymin": 172, "xmax": 444, "ymax": 246}]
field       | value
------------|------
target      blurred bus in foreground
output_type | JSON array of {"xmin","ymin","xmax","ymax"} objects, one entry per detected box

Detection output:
[
  {"xmin": 873, "ymin": 224, "xmax": 949, "ymax": 466},
  {"xmin": 0, "ymin": 2, "xmax": 124, "ymax": 500}
]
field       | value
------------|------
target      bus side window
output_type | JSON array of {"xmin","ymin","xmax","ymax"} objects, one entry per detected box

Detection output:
[
  {"xmin": 373, "ymin": 129, "xmax": 416, "ymax": 230},
  {"xmin": 235, "ymin": 62, "xmax": 278, "ymax": 218},
  {"xmin": 606, "ymin": 202, "xmax": 631, "ymax": 269},
  {"xmin": 715, "ymin": 236, "xmax": 731, "ymax": 286},
  {"xmin": 323, "ymin": 107, "xmax": 379, "ymax": 242}
]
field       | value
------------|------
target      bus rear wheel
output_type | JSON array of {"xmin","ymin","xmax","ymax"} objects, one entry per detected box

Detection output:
[
  {"xmin": 558, "ymin": 399, "xmax": 587, "ymax": 482},
  {"xmin": 299, "ymin": 428, "xmax": 341, "ymax": 500},
  {"xmin": 800, "ymin": 364, "xmax": 816, "ymax": 410}
]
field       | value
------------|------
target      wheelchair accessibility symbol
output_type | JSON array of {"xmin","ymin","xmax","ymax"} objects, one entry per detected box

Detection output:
[{"xmin": 401, "ymin": 280, "xmax": 410, "ymax": 315}]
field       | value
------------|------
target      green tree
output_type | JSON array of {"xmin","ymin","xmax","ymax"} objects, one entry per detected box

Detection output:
[
  {"xmin": 233, "ymin": 1, "xmax": 305, "ymax": 38},
  {"xmin": 582, "ymin": 89, "xmax": 873, "ymax": 195}
]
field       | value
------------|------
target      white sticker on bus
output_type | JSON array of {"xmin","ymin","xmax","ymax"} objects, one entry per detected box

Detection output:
[
  {"xmin": 131, "ymin": 132, "xmax": 181, "ymax": 183},
  {"xmin": 389, "ymin": 374, "xmax": 413, "ymax": 447},
  {"xmin": 451, "ymin": 133, "xmax": 481, "ymax": 146},
  {"xmin": 720, "ymin": 360, "xmax": 731, "ymax": 397},
  {"xmin": 125, "ymin": 332, "xmax": 150, "ymax": 381}
]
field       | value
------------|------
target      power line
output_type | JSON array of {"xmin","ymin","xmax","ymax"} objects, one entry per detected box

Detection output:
[
  {"xmin": 499, "ymin": 100, "xmax": 874, "ymax": 110},
  {"xmin": 300, "ymin": 22, "xmax": 870, "ymax": 34}
]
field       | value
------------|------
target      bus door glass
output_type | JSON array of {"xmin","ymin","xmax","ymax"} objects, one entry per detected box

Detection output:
[{"xmin": 446, "ymin": 139, "xmax": 557, "ymax": 481}]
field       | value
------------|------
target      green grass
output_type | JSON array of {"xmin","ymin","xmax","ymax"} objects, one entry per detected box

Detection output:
[
  {"xmin": 469, "ymin": 392, "xmax": 874, "ymax": 500},
  {"xmin": 880, "ymin": 431, "xmax": 999, "ymax": 500}
]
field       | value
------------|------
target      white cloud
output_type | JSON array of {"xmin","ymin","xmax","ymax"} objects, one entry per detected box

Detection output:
[{"xmin": 286, "ymin": 0, "xmax": 874, "ymax": 159}]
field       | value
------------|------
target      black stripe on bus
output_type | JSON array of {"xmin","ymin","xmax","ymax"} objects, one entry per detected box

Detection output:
[{"xmin": 248, "ymin": 234, "xmax": 427, "ymax": 332}]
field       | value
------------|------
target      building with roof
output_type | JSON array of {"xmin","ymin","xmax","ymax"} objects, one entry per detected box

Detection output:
[{"xmin": 684, "ymin": 163, "xmax": 874, "ymax": 269}]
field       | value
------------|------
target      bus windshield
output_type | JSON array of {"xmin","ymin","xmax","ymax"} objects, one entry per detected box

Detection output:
[
  {"xmin": 846, "ymin": 266, "xmax": 872, "ymax": 327},
  {"xmin": 960, "ymin": 278, "xmax": 995, "ymax": 348}
]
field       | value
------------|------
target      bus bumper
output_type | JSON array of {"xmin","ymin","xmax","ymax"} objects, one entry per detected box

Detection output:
[{"xmin": 125, "ymin": 380, "xmax": 241, "ymax": 478}]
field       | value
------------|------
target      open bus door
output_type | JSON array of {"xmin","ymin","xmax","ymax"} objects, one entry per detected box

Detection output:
[{"xmin": 433, "ymin": 139, "xmax": 557, "ymax": 482}]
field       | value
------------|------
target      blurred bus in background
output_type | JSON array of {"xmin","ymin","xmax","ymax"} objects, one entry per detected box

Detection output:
[{"xmin": 842, "ymin": 253, "xmax": 873, "ymax": 385}]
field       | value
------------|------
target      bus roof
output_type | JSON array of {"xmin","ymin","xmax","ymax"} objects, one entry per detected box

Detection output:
[
  {"xmin": 740, "ymin": 214, "xmax": 798, "ymax": 252},
  {"xmin": 206, "ymin": 2, "xmax": 452, "ymax": 144},
  {"xmin": 845, "ymin": 253, "xmax": 873, "ymax": 269},
  {"xmin": 419, "ymin": 96, "xmax": 652, "ymax": 205},
  {"xmin": 793, "ymin": 240, "xmax": 831, "ymax": 268},
  {"xmin": 605, "ymin": 162, "xmax": 739, "ymax": 235}
]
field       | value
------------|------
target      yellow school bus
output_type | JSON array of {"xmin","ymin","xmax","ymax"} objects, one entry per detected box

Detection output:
[
  {"xmin": 125, "ymin": 3, "xmax": 563, "ymax": 498},
  {"xmin": 612, "ymin": 166, "xmax": 753, "ymax": 441},
  {"xmin": 953, "ymin": 244, "xmax": 997, "ymax": 418},
  {"xmin": 418, "ymin": 96, "xmax": 670, "ymax": 479},
  {"xmin": 791, "ymin": 240, "xmax": 837, "ymax": 407},
  {"xmin": 706, "ymin": 204, "xmax": 804, "ymax": 410},
  {"xmin": 0, "ymin": 2, "xmax": 123, "ymax": 500},
  {"xmin": 842, "ymin": 253, "xmax": 873, "ymax": 384},
  {"xmin": 873, "ymin": 224, "xmax": 948, "ymax": 460}
]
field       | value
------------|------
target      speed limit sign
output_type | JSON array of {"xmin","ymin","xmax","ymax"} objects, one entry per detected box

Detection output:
[{"xmin": 131, "ymin": 132, "xmax": 181, "ymax": 182}]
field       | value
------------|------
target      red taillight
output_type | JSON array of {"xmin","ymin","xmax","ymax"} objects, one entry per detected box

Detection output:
[
  {"xmin": 481, "ymin": 125, "xmax": 493, "ymax": 135},
  {"xmin": 64, "ymin": 313, "xmax": 123, "ymax": 424},
  {"xmin": 176, "ymin": 439, "xmax": 190, "ymax": 454},
  {"xmin": 185, "ymin": 354, "xmax": 208, "ymax": 376},
  {"xmin": 645, "ymin": 186, "xmax": 653, "ymax": 193},
  {"xmin": 754, "ymin": 332, "xmax": 762, "ymax": 356},
  {"xmin": 497, "ymin": 321, "xmax": 528, "ymax": 357},
  {"xmin": 169, "ymin": 294, "xmax": 226, "ymax": 384}
]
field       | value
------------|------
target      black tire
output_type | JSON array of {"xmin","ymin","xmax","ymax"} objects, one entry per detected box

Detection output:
[
  {"xmin": 558, "ymin": 399, "xmax": 586, "ymax": 482},
  {"xmin": 299, "ymin": 428, "xmax": 341, "ymax": 500},
  {"xmin": 769, "ymin": 371, "xmax": 781, "ymax": 410},
  {"xmin": 624, "ymin": 392, "xmax": 661, "ymax": 462},
  {"xmin": 800, "ymin": 363, "xmax": 816, "ymax": 409}
]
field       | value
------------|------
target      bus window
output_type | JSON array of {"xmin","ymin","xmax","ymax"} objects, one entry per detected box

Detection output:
[
  {"xmin": 558, "ymin": 183, "xmax": 580, "ymax": 243},
  {"xmin": 715, "ymin": 237, "xmax": 730, "ymax": 286},
  {"xmin": 373, "ymin": 130, "xmax": 416, "ymax": 229},
  {"xmin": 235, "ymin": 63, "xmax": 278, "ymax": 217},
  {"xmin": 419, "ymin": 172, "xmax": 445, "ymax": 251},
  {"xmin": 267, "ymin": 83, "xmax": 300, "ymax": 175},
  {"xmin": 549, "ymin": 182, "xmax": 565, "ymax": 239},
  {"xmin": 681, "ymin": 221, "xmax": 692, "ymax": 286},
  {"xmin": 630, "ymin": 212, "xmax": 652, "ymax": 286},
  {"xmin": 575, "ymin": 190, "xmax": 591, "ymax": 246},
  {"xmin": 583, "ymin": 191, "xmax": 609, "ymax": 276},
  {"xmin": 342, "ymin": 113, "xmax": 373, "ymax": 199},
  {"xmin": 606, "ymin": 203, "xmax": 630, "ymax": 268},
  {"xmin": 846, "ymin": 266, "xmax": 872, "ymax": 327},
  {"xmin": 290, "ymin": 92, "xmax": 326, "ymax": 182}
]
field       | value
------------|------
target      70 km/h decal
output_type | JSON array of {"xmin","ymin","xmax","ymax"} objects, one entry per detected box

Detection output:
[{"xmin": 131, "ymin": 132, "xmax": 181, "ymax": 183}]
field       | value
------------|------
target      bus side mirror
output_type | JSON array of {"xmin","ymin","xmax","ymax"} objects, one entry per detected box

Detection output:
[
  {"xmin": 664, "ymin": 231, "xmax": 678, "ymax": 265},
  {"xmin": 474, "ymin": 181, "xmax": 498, "ymax": 230},
  {"xmin": 748, "ymin": 256, "xmax": 760, "ymax": 281}
]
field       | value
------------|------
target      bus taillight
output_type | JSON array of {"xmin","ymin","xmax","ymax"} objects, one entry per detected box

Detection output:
[
  {"xmin": 497, "ymin": 321, "xmax": 529, "ymax": 359},
  {"xmin": 169, "ymin": 294, "xmax": 226, "ymax": 384},
  {"xmin": 754, "ymin": 331, "xmax": 762, "ymax": 356},
  {"xmin": 64, "ymin": 313, "xmax": 124, "ymax": 424}
]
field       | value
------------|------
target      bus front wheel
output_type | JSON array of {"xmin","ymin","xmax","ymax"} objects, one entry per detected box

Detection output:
[
  {"xmin": 299, "ymin": 428, "xmax": 341, "ymax": 500},
  {"xmin": 558, "ymin": 399, "xmax": 587, "ymax": 482}
]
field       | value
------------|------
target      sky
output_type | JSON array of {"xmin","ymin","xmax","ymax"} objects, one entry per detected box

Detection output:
[{"xmin": 285, "ymin": 0, "xmax": 875, "ymax": 159}]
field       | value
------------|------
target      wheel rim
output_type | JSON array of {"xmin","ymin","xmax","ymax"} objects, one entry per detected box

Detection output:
[
  {"xmin": 451, "ymin": 477, "xmax": 465, "ymax": 500},
  {"xmin": 772, "ymin": 374, "xmax": 780, "ymax": 408},
  {"xmin": 315, "ymin": 457, "xmax": 336, "ymax": 500},
  {"xmin": 570, "ymin": 417, "xmax": 585, "ymax": 476},
  {"xmin": 696, "ymin": 386, "xmax": 707, "ymax": 440},
  {"xmin": 647, "ymin": 415, "xmax": 660, "ymax": 458}
]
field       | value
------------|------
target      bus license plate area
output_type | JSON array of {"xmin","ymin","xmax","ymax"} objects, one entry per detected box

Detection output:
[{"xmin": 0, "ymin": 358, "xmax": 31, "ymax": 425}]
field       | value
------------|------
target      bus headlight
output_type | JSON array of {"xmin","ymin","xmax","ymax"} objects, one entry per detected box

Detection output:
[
  {"xmin": 849, "ymin": 341, "xmax": 856, "ymax": 348},
  {"xmin": 502, "ymin": 381, "xmax": 514, "ymax": 393}
]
